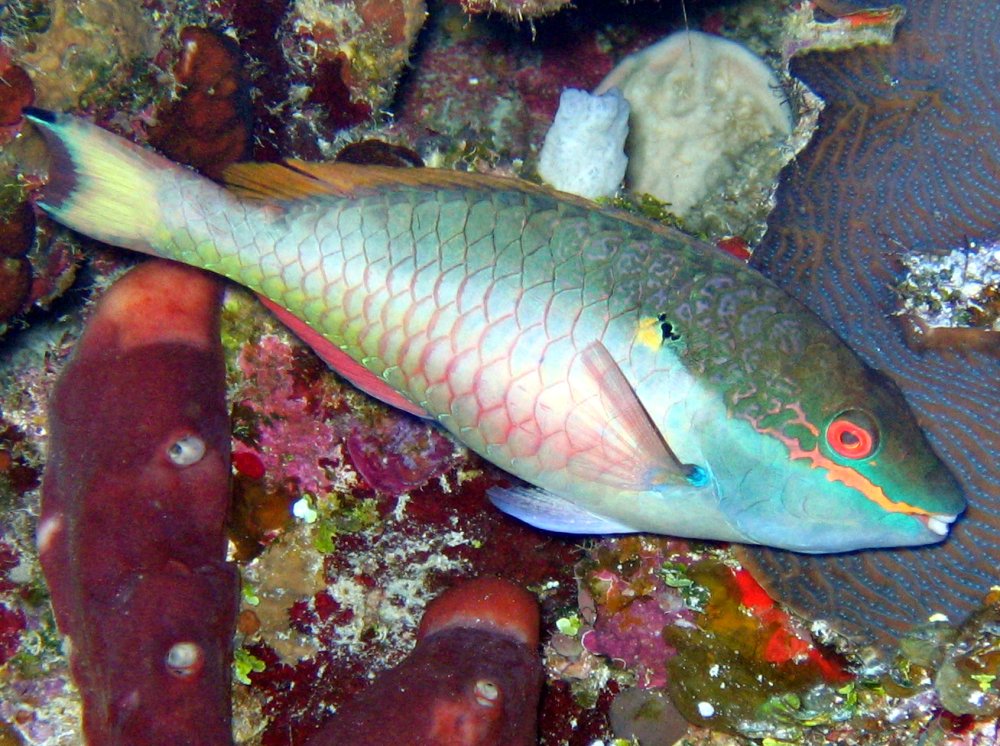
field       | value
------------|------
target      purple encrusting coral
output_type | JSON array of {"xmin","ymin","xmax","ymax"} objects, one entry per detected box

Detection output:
[
  {"xmin": 576, "ymin": 538, "xmax": 697, "ymax": 690},
  {"xmin": 584, "ymin": 595, "xmax": 685, "ymax": 689}
]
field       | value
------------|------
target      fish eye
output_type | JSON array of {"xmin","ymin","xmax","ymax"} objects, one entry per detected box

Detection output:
[
  {"xmin": 167, "ymin": 434, "xmax": 206, "ymax": 466},
  {"xmin": 825, "ymin": 409, "xmax": 879, "ymax": 460}
]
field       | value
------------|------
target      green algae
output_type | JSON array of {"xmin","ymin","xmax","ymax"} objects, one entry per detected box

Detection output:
[
  {"xmin": 233, "ymin": 648, "xmax": 266, "ymax": 686},
  {"xmin": 312, "ymin": 495, "xmax": 380, "ymax": 554},
  {"xmin": 665, "ymin": 559, "xmax": 851, "ymax": 741},
  {"xmin": 659, "ymin": 561, "xmax": 710, "ymax": 612}
]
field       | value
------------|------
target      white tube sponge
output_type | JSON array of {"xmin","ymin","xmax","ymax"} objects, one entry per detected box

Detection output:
[{"xmin": 537, "ymin": 88, "xmax": 629, "ymax": 200}]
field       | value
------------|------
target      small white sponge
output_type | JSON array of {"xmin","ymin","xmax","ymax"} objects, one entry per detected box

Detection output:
[{"xmin": 537, "ymin": 88, "xmax": 630, "ymax": 200}]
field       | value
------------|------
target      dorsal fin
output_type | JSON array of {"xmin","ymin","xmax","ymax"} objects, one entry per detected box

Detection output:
[
  {"xmin": 222, "ymin": 162, "xmax": 343, "ymax": 200},
  {"xmin": 221, "ymin": 161, "xmax": 747, "ymax": 272},
  {"xmin": 222, "ymin": 159, "xmax": 579, "ymax": 202}
]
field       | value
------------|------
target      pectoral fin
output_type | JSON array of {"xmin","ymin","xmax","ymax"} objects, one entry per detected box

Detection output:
[
  {"xmin": 488, "ymin": 485, "xmax": 638, "ymax": 534},
  {"xmin": 566, "ymin": 341, "xmax": 707, "ymax": 491}
]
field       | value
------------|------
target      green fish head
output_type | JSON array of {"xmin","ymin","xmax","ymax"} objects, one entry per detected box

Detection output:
[{"xmin": 720, "ymin": 365, "xmax": 966, "ymax": 553}]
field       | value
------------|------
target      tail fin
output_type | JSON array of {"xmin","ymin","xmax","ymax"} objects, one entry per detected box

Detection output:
[{"xmin": 25, "ymin": 109, "xmax": 203, "ymax": 255}]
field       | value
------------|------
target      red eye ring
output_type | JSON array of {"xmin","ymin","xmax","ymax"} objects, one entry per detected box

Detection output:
[{"xmin": 826, "ymin": 412, "xmax": 878, "ymax": 459}]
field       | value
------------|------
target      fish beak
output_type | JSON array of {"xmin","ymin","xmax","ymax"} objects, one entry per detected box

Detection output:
[{"xmin": 919, "ymin": 513, "xmax": 958, "ymax": 537}]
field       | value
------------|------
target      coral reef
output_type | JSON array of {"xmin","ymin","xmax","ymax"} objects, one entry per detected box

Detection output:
[{"xmin": 1, "ymin": 1, "xmax": 997, "ymax": 745}]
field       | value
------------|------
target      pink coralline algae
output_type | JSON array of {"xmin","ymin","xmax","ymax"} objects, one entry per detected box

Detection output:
[
  {"xmin": 234, "ymin": 333, "xmax": 349, "ymax": 497},
  {"xmin": 0, "ymin": 535, "xmax": 31, "ymax": 675},
  {"xmin": 0, "ymin": 603, "xmax": 26, "ymax": 665},
  {"xmin": 576, "ymin": 537, "xmax": 696, "ymax": 690},
  {"xmin": 234, "ymin": 330, "xmax": 457, "ymax": 497}
]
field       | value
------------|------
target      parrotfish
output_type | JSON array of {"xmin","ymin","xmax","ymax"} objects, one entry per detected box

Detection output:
[
  {"xmin": 38, "ymin": 260, "xmax": 238, "ymax": 744},
  {"xmin": 305, "ymin": 577, "xmax": 542, "ymax": 745},
  {"xmin": 27, "ymin": 108, "xmax": 965, "ymax": 553}
]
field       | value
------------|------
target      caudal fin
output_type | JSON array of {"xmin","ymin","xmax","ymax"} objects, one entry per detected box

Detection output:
[{"xmin": 25, "ymin": 108, "xmax": 201, "ymax": 255}]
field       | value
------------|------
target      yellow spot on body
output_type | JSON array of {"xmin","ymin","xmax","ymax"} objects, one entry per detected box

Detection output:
[{"xmin": 635, "ymin": 317, "xmax": 664, "ymax": 350}]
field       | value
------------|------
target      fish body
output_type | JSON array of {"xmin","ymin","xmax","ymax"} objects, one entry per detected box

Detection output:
[
  {"xmin": 306, "ymin": 577, "xmax": 542, "ymax": 745},
  {"xmin": 38, "ymin": 261, "xmax": 237, "ymax": 744},
  {"xmin": 28, "ymin": 109, "xmax": 964, "ymax": 553}
]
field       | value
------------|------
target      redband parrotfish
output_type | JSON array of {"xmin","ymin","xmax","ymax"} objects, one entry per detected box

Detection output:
[
  {"xmin": 26, "ymin": 108, "xmax": 965, "ymax": 553},
  {"xmin": 305, "ymin": 577, "xmax": 542, "ymax": 745},
  {"xmin": 38, "ymin": 260, "xmax": 238, "ymax": 744}
]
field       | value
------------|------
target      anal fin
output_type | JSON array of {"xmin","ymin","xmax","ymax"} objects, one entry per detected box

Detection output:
[{"xmin": 258, "ymin": 296, "xmax": 430, "ymax": 418}]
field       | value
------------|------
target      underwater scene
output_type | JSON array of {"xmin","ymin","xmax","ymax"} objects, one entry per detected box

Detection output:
[{"xmin": 0, "ymin": 0, "xmax": 998, "ymax": 743}]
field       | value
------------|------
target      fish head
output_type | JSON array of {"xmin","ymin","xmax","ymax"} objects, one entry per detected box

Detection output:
[{"xmin": 718, "ymin": 362, "xmax": 966, "ymax": 553}]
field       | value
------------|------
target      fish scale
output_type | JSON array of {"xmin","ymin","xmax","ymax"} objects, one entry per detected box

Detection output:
[{"xmin": 28, "ymin": 109, "xmax": 966, "ymax": 552}]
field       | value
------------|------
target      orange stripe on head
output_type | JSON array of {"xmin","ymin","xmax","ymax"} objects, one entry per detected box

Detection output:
[{"xmin": 763, "ymin": 426, "xmax": 931, "ymax": 517}]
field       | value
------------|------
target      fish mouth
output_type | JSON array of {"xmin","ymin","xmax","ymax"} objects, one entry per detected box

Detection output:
[{"xmin": 918, "ymin": 513, "xmax": 958, "ymax": 537}]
